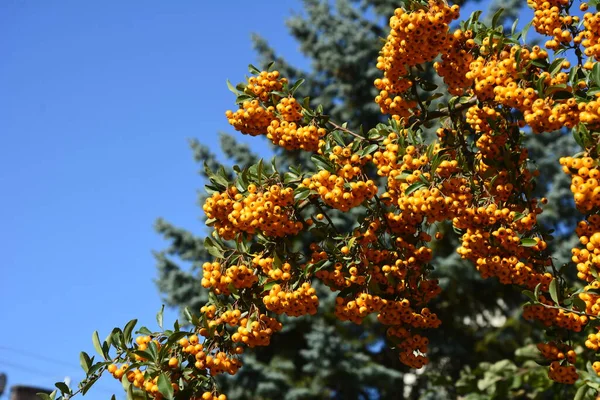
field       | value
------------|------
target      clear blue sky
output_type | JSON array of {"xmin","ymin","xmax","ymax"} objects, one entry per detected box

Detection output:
[{"xmin": 0, "ymin": 1, "xmax": 304, "ymax": 398}]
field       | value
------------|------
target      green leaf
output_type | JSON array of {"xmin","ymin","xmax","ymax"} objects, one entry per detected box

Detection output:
[
  {"xmin": 55, "ymin": 382, "xmax": 71, "ymax": 395},
  {"xmin": 520, "ymin": 238, "xmax": 537, "ymax": 247},
  {"xmin": 574, "ymin": 384, "xmax": 588, "ymax": 400},
  {"xmin": 92, "ymin": 331, "xmax": 106, "ymax": 359},
  {"xmin": 290, "ymin": 78, "xmax": 305, "ymax": 94},
  {"xmin": 263, "ymin": 281, "xmax": 279, "ymax": 292},
  {"xmin": 126, "ymin": 380, "xmax": 135, "ymax": 400},
  {"xmin": 80, "ymin": 351, "xmax": 91, "ymax": 373},
  {"xmin": 419, "ymin": 81, "xmax": 438, "ymax": 92},
  {"xmin": 136, "ymin": 326, "xmax": 152, "ymax": 335},
  {"xmin": 273, "ymin": 252, "xmax": 282, "ymax": 269},
  {"xmin": 405, "ymin": 182, "xmax": 427, "ymax": 195},
  {"xmin": 248, "ymin": 64, "xmax": 261, "ymax": 75},
  {"xmin": 522, "ymin": 290, "xmax": 536, "ymax": 302},
  {"xmin": 311, "ymin": 154, "xmax": 336, "ymax": 173},
  {"xmin": 166, "ymin": 331, "xmax": 190, "ymax": 345},
  {"xmin": 521, "ymin": 20, "xmax": 532, "ymax": 43},
  {"xmin": 549, "ymin": 279, "xmax": 559, "ymax": 304},
  {"xmin": 572, "ymin": 295, "xmax": 587, "ymax": 312},
  {"xmin": 123, "ymin": 319, "xmax": 137, "ymax": 344},
  {"xmin": 157, "ymin": 305, "xmax": 165, "ymax": 330},
  {"xmin": 332, "ymin": 130, "xmax": 345, "ymax": 146},
  {"xmin": 534, "ymin": 283, "xmax": 542, "ymax": 301},
  {"xmin": 157, "ymin": 373, "xmax": 174, "ymax": 399},
  {"xmin": 491, "ymin": 8, "xmax": 504, "ymax": 28},
  {"xmin": 363, "ymin": 144, "xmax": 379, "ymax": 155},
  {"xmin": 573, "ymin": 127, "xmax": 584, "ymax": 148},
  {"xmin": 593, "ymin": 62, "xmax": 600, "ymax": 87},
  {"xmin": 548, "ymin": 58, "xmax": 565, "ymax": 76},
  {"xmin": 226, "ymin": 79, "xmax": 240, "ymax": 95},
  {"xmin": 204, "ymin": 237, "xmax": 224, "ymax": 258},
  {"xmin": 511, "ymin": 18, "xmax": 519, "ymax": 37},
  {"xmin": 235, "ymin": 94, "xmax": 253, "ymax": 104},
  {"xmin": 294, "ymin": 187, "xmax": 311, "ymax": 201}
]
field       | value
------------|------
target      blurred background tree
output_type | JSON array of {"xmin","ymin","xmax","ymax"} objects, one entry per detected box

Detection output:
[{"xmin": 153, "ymin": 0, "xmax": 581, "ymax": 398}]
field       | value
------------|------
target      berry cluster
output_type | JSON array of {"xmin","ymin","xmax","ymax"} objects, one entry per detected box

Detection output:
[
  {"xmin": 375, "ymin": 1, "xmax": 460, "ymax": 120},
  {"xmin": 203, "ymin": 185, "xmax": 301, "ymax": 240}
]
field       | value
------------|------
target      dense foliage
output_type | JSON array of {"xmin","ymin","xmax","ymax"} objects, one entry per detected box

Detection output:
[{"xmin": 41, "ymin": 0, "xmax": 600, "ymax": 399}]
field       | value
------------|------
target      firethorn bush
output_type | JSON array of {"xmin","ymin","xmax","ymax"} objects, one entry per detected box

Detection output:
[{"xmin": 42, "ymin": 0, "xmax": 600, "ymax": 399}]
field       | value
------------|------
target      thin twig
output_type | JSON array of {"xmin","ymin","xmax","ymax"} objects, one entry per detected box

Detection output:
[
  {"xmin": 311, "ymin": 198, "xmax": 340, "ymax": 234},
  {"xmin": 328, "ymin": 120, "xmax": 367, "ymax": 140},
  {"xmin": 424, "ymin": 97, "xmax": 478, "ymax": 123}
]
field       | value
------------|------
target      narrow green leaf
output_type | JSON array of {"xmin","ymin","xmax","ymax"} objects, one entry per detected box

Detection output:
[
  {"xmin": 593, "ymin": 62, "xmax": 600, "ymax": 87},
  {"xmin": 248, "ymin": 64, "xmax": 261, "ymax": 75},
  {"xmin": 405, "ymin": 182, "xmax": 427, "ymax": 195},
  {"xmin": 136, "ymin": 326, "xmax": 152, "ymax": 335},
  {"xmin": 294, "ymin": 187, "xmax": 311, "ymax": 201},
  {"xmin": 548, "ymin": 279, "xmax": 559, "ymax": 304},
  {"xmin": 522, "ymin": 290, "xmax": 536, "ymax": 302},
  {"xmin": 204, "ymin": 237, "xmax": 224, "ymax": 258},
  {"xmin": 520, "ymin": 238, "xmax": 537, "ymax": 247},
  {"xmin": 573, "ymin": 127, "xmax": 584, "ymax": 148},
  {"xmin": 80, "ymin": 351, "xmax": 91, "ymax": 373},
  {"xmin": 491, "ymin": 8, "xmax": 504, "ymax": 28},
  {"xmin": 92, "ymin": 331, "xmax": 105, "ymax": 359},
  {"xmin": 55, "ymin": 382, "xmax": 70, "ymax": 395},
  {"xmin": 521, "ymin": 20, "xmax": 532, "ymax": 43},
  {"xmin": 548, "ymin": 58, "xmax": 565, "ymax": 76},
  {"xmin": 332, "ymin": 130, "xmax": 345, "ymax": 146},
  {"xmin": 122, "ymin": 319, "xmax": 137, "ymax": 344},
  {"xmin": 157, "ymin": 305, "xmax": 165, "ymax": 330},
  {"xmin": 290, "ymin": 78, "xmax": 305, "ymax": 94},
  {"xmin": 311, "ymin": 154, "xmax": 336, "ymax": 173},
  {"xmin": 157, "ymin": 373, "xmax": 174, "ymax": 399},
  {"xmin": 126, "ymin": 381, "xmax": 134, "ymax": 400},
  {"xmin": 574, "ymin": 384, "xmax": 588, "ymax": 400},
  {"xmin": 534, "ymin": 283, "xmax": 542, "ymax": 301},
  {"xmin": 226, "ymin": 79, "xmax": 240, "ymax": 95},
  {"xmin": 572, "ymin": 295, "xmax": 587, "ymax": 312},
  {"xmin": 363, "ymin": 144, "xmax": 379, "ymax": 155}
]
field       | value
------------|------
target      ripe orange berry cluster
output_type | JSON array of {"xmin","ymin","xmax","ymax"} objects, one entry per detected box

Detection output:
[
  {"xmin": 528, "ymin": 0, "xmax": 572, "ymax": 43},
  {"xmin": 203, "ymin": 185, "xmax": 302, "ymax": 240},
  {"xmin": 275, "ymin": 97, "xmax": 302, "ymax": 121},
  {"xmin": 227, "ymin": 70, "xmax": 329, "ymax": 152},
  {"xmin": 108, "ymin": 363, "xmax": 180, "ymax": 399},
  {"xmin": 560, "ymin": 156, "xmax": 600, "ymax": 213},
  {"xmin": 198, "ymin": 392, "xmax": 227, "ymax": 400},
  {"xmin": 375, "ymin": 1, "xmax": 460, "ymax": 120},
  {"xmin": 548, "ymin": 361, "xmax": 579, "ymax": 384},
  {"xmin": 301, "ymin": 169, "xmax": 378, "ymax": 212},
  {"xmin": 251, "ymin": 255, "xmax": 293, "ymax": 281},
  {"xmin": 245, "ymin": 70, "xmax": 287, "ymax": 102},
  {"xmin": 326, "ymin": 144, "xmax": 372, "ymax": 179},
  {"xmin": 179, "ymin": 334, "xmax": 242, "ymax": 376},
  {"xmin": 523, "ymin": 295, "xmax": 587, "ymax": 332},
  {"xmin": 582, "ymin": 11, "xmax": 600, "ymax": 58},
  {"xmin": 263, "ymin": 282, "xmax": 319, "ymax": 316},
  {"xmin": 225, "ymin": 100, "xmax": 276, "ymax": 136},
  {"xmin": 537, "ymin": 342, "xmax": 577, "ymax": 363},
  {"xmin": 230, "ymin": 313, "xmax": 283, "ymax": 348},
  {"xmin": 434, "ymin": 29, "xmax": 475, "ymax": 95},
  {"xmin": 585, "ymin": 322, "xmax": 600, "ymax": 350},
  {"xmin": 201, "ymin": 261, "xmax": 258, "ymax": 295},
  {"xmin": 577, "ymin": 96, "xmax": 600, "ymax": 125},
  {"xmin": 267, "ymin": 120, "xmax": 326, "ymax": 152}
]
